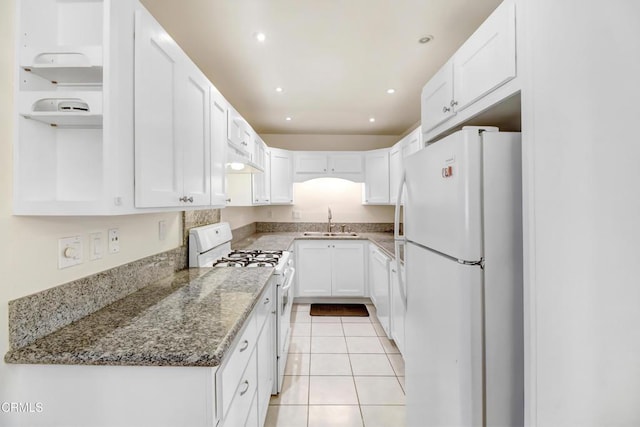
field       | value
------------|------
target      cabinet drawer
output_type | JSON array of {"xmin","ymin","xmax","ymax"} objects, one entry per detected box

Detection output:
[
  {"xmin": 221, "ymin": 312, "xmax": 257, "ymax": 416},
  {"xmin": 255, "ymin": 280, "xmax": 275, "ymax": 333},
  {"xmin": 222, "ymin": 349, "xmax": 258, "ymax": 427}
]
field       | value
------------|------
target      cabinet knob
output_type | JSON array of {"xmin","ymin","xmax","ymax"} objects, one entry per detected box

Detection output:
[
  {"xmin": 239, "ymin": 339, "xmax": 250, "ymax": 352},
  {"xmin": 263, "ymin": 298, "xmax": 270, "ymax": 304},
  {"xmin": 323, "ymin": 168, "xmax": 327, "ymax": 172},
  {"xmin": 442, "ymin": 106, "xmax": 451, "ymax": 113},
  {"xmin": 450, "ymin": 100, "xmax": 458, "ymax": 107},
  {"xmin": 178, "ymin": 196, "xmax": 186, "ymax": 202},
  {"xmin": 226, "ymin": 198, "xmax": 231, "ymax": 203},
  {"xmin": 187, "ymin": 196, "xmax": 194, "ymax": 203}
]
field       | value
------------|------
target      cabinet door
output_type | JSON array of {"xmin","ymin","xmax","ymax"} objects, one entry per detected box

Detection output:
[
  {"xmin": 453, "ymin": 0, "xmax": 516, "ymax": 112},
  {"xmin": 295, "ymin": 153, "xmax": 328, "ymax": 174},
  {"xmin": 402, "ymin": 127, "xmax": 422, "ymax": 158},
  {"xmin": 329, "ymin": 153, "xmax": 363, "ymax": 175},
  {"xmin": 369, "ymin": 246, "xmax": 390, "ymax": 335},
  {"xmin": 179, "ymin": 64, "xmax": 211, "ymax": 206},
  {"xmin": 134, "ymin": 8, "xmax": 184, "ymax": 207},
  {"xmin": 256, "ymin": 313, "xmax": 274, "ymax": 426},
  {"xmin": 296, "ymin": 242, "xmax": 332, "ymax": 297},
  {"xmin": 364, "ymin": 150, "xmax": 390, "ymax": 204},
  {"xmin": 227, "ymin": 107, "xmax": 250, "ymax": 157},
  {"xmin": 332, "ymin": 242, "xmax": 366, "ymax": 297},
  {"xmin": 251, "ymin": 140, "xmax": 268, "ymax": 204},
  {"xmin": 389, "ymin": 144, "xmax": 402, "ymax": 205},
  {"xmin": 263, "ymin": 150, "xmax": 271, "ymax": 204},
  {"xmin": 211, "ymin": 89, "xmax": 227, "ymax": 206},
  {"xmin": 270, "ymin": 148, "xmax": 294, "ymax": 204},
  {"xmin": 421, "ymin": 60, "xmax": 455, "ymax": 133}
]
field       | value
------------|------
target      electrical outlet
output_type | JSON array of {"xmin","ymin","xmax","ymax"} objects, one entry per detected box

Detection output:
[
  {"xmin": 292, "ymin": 210, "xmax": 301, "ymax": 220},
  {"xmin": 108, "ymin": 228, "xmax": 120, "ymax": 253},
  {"xmin": 58, "ymin": 236, "xmax": 83, "ymax": 269},
  {"xmin": 89, "ymin": 232, "xmax": 103, "ymax": 260}
]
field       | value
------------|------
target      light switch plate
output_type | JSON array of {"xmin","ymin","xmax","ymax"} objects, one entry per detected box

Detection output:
[
  {"xmin": 89, "ymin": 232, "xmax": 103, "ymax": 260},
  {"xmin": 108, "ymin": 228, "xmax": 120, "ymax": 253},
  {"xmin": 58, "ymin": 236, "xmax": 83, "ymax": 269}
]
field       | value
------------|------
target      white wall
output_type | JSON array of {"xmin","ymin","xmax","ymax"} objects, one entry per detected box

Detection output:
[
  {"xmin": 522, "ymin": 1, "xmax": 640, "ymax": 425},
  {"xmin": 0, "ymin": 1, "xmax": 183, "ymax": 417},
  {"xmin": 220, "ymin": 206, "xmax": 260, "ymax": 230},
  {"xmin": 257, "ymin": 178, "xmax": 394, "ymax": 223}
]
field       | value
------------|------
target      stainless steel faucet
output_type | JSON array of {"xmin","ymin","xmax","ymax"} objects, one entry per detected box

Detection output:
[{"xmin": 327, "ymin": 207, "xmax": 333, "ymax": 232}]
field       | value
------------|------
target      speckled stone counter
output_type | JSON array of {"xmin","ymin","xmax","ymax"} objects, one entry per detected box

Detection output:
[
  {"xmin": 232, "ymin": 231, "xmax": 397, "ymax": 259},
  {"xmin": 5, "ymin": 267, "xmax": 274, "ymax": 367},
  {"xmin": 232, "ymin": 232, "xmax": 298, "ymax": 251}
]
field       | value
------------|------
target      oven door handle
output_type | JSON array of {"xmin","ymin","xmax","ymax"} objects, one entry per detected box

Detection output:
[{"xmin": 281, "ymin": 267, "xmax": 295, "ymax": 293}]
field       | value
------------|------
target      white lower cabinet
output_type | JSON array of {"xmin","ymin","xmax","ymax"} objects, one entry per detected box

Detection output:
[
  {"xmin": 369, "ymin": 245, "xmax": 391, "ymax": 337},
  {"xmin": 296, "ymin": 240, "xmax": 366, "ymax": 297},
  {"xmin": 389, "ymin": 260, "xmax": 406, "ymax": 356},
  {"xmin": 220, "ymin": 280, "xmax": 275, "ymax": 427}
]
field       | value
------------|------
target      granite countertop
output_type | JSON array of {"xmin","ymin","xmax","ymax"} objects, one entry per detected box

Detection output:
[
  {"xmin": 6, "ymin": 230, "xmax": 395, "ymax": 368},
  {"xmin": 233, "ymin": 231, "xmax": 397, "ymax": 259},
  {"xmin": 5, "ymin": 267, "xmax": 274, "ymax": 367}
]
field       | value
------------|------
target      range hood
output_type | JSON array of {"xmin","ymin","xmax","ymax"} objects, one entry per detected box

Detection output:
[{"xmin": 225, "ymin": 147, "xmax": 264, "ymax": 174}]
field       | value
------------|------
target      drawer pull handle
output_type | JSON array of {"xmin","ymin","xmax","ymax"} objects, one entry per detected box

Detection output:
[
  {"xmin": 263, "ymin": 298, "xmax": 270, "ymax": 305},
  {"xmin": 239, "ymin": 380, "xmax": 250, "ymax": 396},
  {"xmin": 239, "ymin": 339, "xmax": 249, "ymax": 352}
]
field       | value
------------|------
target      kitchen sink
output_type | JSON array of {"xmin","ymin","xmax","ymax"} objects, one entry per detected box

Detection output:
[{"xmin": 302, "ymin": 231, "xmax": 359, "ymax": 237}]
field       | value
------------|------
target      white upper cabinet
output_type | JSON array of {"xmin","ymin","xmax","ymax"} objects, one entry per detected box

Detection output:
[
  {"xmin": 453, "ymin": 0, "xmax": 516, "ymax": 112},
  {"xmin": 389, "ymin": 144, "xmax": 403, "ymax": 205},
  {"xmin": 227, "ymin": 106, "xmax": 253, "ymax": 160},
  {"xmin": 402, "ymin": 127, "xmax": 423, "ymax": 158},
  {"xmin": 421, "ymin": 60, "xmax": 456, "ymax": 133},
  {"xmin": 421, "ymin": 0, "xmax": 517, "ymax": 135},
  {"xmin": 294, "ymin": 153, "xmax": 328, "ymax": 175},
  {"xmin": 252, "ymin": 138, "xmax": 270, "ymax": 204},
  {"xmin": 329, "ymin": 153, "xmax": 364, "ymax": 175},
  {"xmin": 389, "ymin": 126, "xmax": 422, "ymax": 205},
  {"xmin": 294, "ymin": 152, "xmax": 364, "ymax": 182},
  {"xmin": 270, "ymin": 148, "xmax": 294, "ymax": 204},
  {"xmin": 13, "ymin": 0, "xmax": 137, "ymax": 215},
  {"xmin": 210, "ymin": 89, "xmax": 228, "ymax": 207},
  {"xmin": 134, "ymin": 6, "xmax": 210, "ymax": 208},
  {"xmin": 363, "ymin": 149, "xmax": 390, "ymax": 205}
]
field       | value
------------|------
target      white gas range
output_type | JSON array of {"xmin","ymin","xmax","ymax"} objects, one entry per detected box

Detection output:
[{"xmin": 188, "ymin": 222, "xmax": 294, "ymax": 395}]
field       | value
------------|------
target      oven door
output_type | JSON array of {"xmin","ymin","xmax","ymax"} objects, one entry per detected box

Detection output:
[{"xmin": 275, "ymin": 266, "xmax": 295, "ymax": 393}]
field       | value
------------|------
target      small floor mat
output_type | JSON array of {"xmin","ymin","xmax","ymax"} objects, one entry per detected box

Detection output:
[{"xmin": 309, "ymin": 303, "xmax": 369, "ymax": 317}]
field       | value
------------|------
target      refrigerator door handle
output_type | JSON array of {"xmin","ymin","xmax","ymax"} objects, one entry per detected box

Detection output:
[
  {"xmin": 394, "ymin": 169, "xmax": 406, "ymax": 242},
  {"xmin": 394, "ymin": 170, "xmax": 408, "ymax": 309}
]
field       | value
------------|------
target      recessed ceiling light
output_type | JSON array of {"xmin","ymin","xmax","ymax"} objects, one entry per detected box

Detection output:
[
  {"xmin": 418, "ymin": 35, "xmax": 434, "ymax": 44},
  {"xmin": 275, "ymin": 87, "xmax": 283, "ymax": 93},
  {"xmin": 255, "ymin": 32, "xmax": 266, "ymax": 43},
  {"xmin": 369, "ymin": 117, "xmax": 376, "ymax": 123},
  {"xmin": 285, "ymin": 117, "xmax": 292, "ymax": 121},
  {"xmin": 386, "ymin": 88, "xmax": 396, "ymax": 94}
]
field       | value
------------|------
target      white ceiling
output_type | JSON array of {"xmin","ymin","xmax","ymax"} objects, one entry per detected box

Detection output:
[{"xmin": 140, "ymin": 0, "xmax": 503, "ymax": 136}]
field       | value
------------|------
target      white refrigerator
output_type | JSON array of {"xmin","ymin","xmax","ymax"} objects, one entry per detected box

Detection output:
[{"xmin": 397, "ymin": 127, "xmax": 524, "ymax": 426}]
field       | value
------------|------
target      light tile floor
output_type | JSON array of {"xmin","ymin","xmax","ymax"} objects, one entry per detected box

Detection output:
[{"xmin": 266, "ymin": 303, "xmax": 405, "ymax": 427}]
